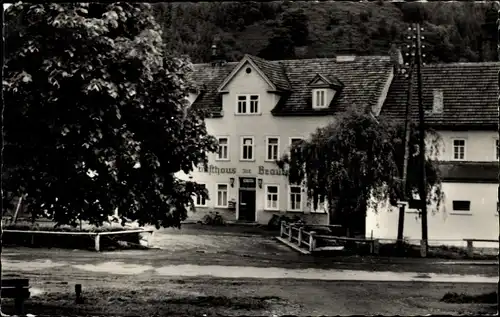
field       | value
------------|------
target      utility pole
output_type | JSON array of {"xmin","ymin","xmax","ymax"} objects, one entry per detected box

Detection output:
[
  {"xmin": 415, "ymin": 23, "xmax": 428, "ymax": 254},
  {"xmin": 496, "ymin": 7, "xmax": 500, "ymax": 312},
  {"xmin": 396, "ymin": 25, "xmax": 416, "ymax": 248}
]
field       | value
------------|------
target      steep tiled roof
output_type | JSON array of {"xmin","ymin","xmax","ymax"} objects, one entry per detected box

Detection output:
[
  {"xmin": 245, "ymin": 55, "xmax": 292, "ymax": 91},
  {"xmin": 186, "ymin": 62, "xmax": 238, "ymax": 117},
  {"xmin": 188, "ymin": 55, "xmax": 393, "ymax": 116},
  {"xmin": 438, "ymin": 161, "xmax": 499, "ymax": 183},
  {"xmin": 380, "ymin": 62, "xmax": 500, "ymax": 129}
]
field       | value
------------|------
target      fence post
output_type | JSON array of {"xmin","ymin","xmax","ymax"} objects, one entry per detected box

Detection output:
[
  {"xmin": 298, "ymin": 227, "xmax": 303, "ymax": 247},
  {"xmin": 288, "ymin": 224, "xmax": 293, "ymax": 242},
  {"xmin": 309, "ymin": 231, "xmax": 316, "ymax": 252},
  {"xmin": 94, "ymin": 234, "xmax": 101, "ymax": 252},
  {"xmin": 75, "ymin": 284, "xmax": 83, "ymax": 304},
  {"xmin": 466, "ymin": 240, "xmax": 474, "ymax": 258},
  {"xmin": 373, "ymin": 239, "xmax": 380, "ymax": 255},
  {"xmin": 14, "ymin": 284, "xmax": 24, "ymax": 315},
  {"xmin": 280, "ymin": 221, "xmax": 285, "ymax": 237},
  {"xmin": 420, "ymin": 239, "xmax": 427, "ymax": 258}
]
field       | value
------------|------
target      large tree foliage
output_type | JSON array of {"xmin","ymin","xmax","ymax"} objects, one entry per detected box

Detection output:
[
  {"xmin": 277, "ymin": 110, "xmax": 443, "ymax": 235},
  {"xmin": 3, "ymin": 3, "xmax": 217, "ymax": 228},
  {"xmin": 258, "ymin": 9, "xmax": 309, "ymax": 60}
]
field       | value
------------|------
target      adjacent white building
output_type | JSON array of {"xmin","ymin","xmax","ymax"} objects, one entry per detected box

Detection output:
[{"xmin": 368, "ymin": 62, "xmax": 500, "ymax": 247}]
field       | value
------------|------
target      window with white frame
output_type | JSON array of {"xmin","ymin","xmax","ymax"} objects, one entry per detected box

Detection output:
[
  {"xmin": 216, "ymin": 183, "xmax": 228, "ymax": 208},
  {"xmin": 236, "ymin": 95, "xmax": 259, "ymax": 114},
  {"xmin": 217, "ymin": 137, "xmax": 229, "ymax": 161},
  {"xmin": 240, "ymin": 136, "xmax": 254, "ymax": 161},
  {"xmin": 194, "ymin": 184, "xmax": 208, "ymax": 207},
  {"xmin": 452, "ymin": 139, "xmax": 466, "ymax": 160},
  {"xmin": 310, "ymin": 196, "xmax": 327, "ymax": 213},
  {"xmin": 312, "ymin": 89, "xmax": 327, "ymax": 109},
  {"xmin": 265, "ymin": 185, "xmax": 279, "ymax": 210},
  {"xmin": 289, "ymin": 137, "xmax": 303, "ymax": 153},
  {"xmin": 290, "ymin": 137, "xmax": 303, "ymax": 146},
  {"xmin": 266, "ymin": 137, "xmax": 279, "ymax": 161},
  {"xmin": 289, "ymin": 185, "xmax": 302, "ymax": 211}
]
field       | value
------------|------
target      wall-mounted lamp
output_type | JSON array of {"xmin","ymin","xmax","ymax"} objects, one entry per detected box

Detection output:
[
  {"xmin": 230, "ymin": 177, "xmax": 235, "ymax": 187},
  {"xmin": 258, "ymin": 178, "xmax": 263, "ymax": 189}
]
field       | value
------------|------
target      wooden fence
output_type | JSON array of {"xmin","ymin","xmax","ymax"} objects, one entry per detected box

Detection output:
[
  {"xmin": 279, "ymin": 221, "xmax": 379, "ymax": 254},
  {"xmin": 3, "ymin": 229, "xmax": 154, "ymax": 252}
]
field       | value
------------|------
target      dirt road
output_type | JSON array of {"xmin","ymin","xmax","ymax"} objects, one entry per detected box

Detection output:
[
  {"xmin": 1, "ymin": 225, "xmax": 498, "ymax": 316},
  {"xmin": 1, "ymin": 273, "xmax": 497, "ymax": 316}
]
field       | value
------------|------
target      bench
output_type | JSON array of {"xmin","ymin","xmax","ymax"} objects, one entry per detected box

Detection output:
[
  {"xmin": 463, "ymin": 239, "xmax": 499, "ymax": 258},
  {"xmin": 1, "ymin": 278, "xmax": 30, "ymax": 315}
]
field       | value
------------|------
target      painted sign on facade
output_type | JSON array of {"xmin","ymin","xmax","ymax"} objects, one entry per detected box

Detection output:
[{"xmin": 198, "ymin": 165, "xmax": 288, "ymax": 176}]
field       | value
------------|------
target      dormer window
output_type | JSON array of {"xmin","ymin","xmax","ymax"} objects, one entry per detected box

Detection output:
[
  {"xmin": 313, "ymin": 89, "xmax": 327, "ymax": 109},
  {"xmin": 308, "ymin": 74, "xmax": 343, "ymax": 111}
]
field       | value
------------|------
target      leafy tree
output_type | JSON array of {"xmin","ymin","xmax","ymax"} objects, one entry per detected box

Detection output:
[
  {"xmin": 277, "ymin": 109, "xmax": 443, "ymax": 236},
  {"xmin": 281, "ymin": 9, "xmax": 310, "ymax": 46},
  {"xmin": 3, "ymin": 3, "xmax": 217, "ymax": 228},
  {"xmin": 258, "ymin": 27, "xmax": 296, "ymax": 60}
]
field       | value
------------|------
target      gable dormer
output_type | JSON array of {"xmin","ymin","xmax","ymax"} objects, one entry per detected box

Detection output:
[{"xmin": 308, "ymin": 74, "xmax": 344, "ymax": 110}]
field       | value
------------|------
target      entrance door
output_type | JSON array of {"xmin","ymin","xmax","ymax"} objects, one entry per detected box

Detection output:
[{"xmin": 238, "ymin": 190, "xmax": 256, "ymax": 222}]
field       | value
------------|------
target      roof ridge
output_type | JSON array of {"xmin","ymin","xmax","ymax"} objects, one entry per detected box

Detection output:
[
  {"xmin": 425, "ymin": 61, "xmax": 500, "ymax": 67},
  {"xmin": 245, "ymin": 54, "xmax": 271, "ymax": 64},
  {"xmin": 191, "ymin": 61, "xmax": 239, "ymax": 67}
]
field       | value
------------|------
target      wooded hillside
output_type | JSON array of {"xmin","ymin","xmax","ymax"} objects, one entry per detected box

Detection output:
[{"xmin": 153, "ymin": 1, "xmax": 499, "ymax": 63}]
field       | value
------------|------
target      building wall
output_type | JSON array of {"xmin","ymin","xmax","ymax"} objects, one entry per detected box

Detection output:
[
  {"xmin": 180, "ymin": 61, "xmax": 334, "ymax": 224},
  {"xmin": 429, "ymin": 130, "xmax": 498, "ymax": 162},
  {"xmin": 366, "ymin": 182, "xmax": 499, "ymax": 248}
]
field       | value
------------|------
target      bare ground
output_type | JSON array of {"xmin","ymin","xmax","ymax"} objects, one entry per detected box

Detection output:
[
  {"xmin": 1, "ymin": 224, "xmax": 498, "ymax": 316},
  {"xmin": 1, "ymin": 274, "xmax": 497, "ymax": 316}
]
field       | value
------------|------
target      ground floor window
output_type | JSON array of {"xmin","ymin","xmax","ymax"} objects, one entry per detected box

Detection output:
[
  {"xmin": 289, "ymin": 185, "xmax": 302, "ymax": 211},
  {"xmin": 265, "ymin": 185, "xmax": 279, "ymax": 210},
  {"xmin": 194, "ymin": 184, "xmax": 208, "ymax": 207},
  {"xmin": 216, "ymin": 183, "xmax": 229, "ymax": 208},
  {"xmin": 310, "ymin": 196, "xmax": 326, "ymax": 213}
]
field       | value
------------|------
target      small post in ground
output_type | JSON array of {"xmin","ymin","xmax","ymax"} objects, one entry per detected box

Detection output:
[
  {"xmin": 14, "ymin": 284, "xmax": 24, "ymax": 315},
  {"xmin": 280, "ymin": 221, "xmax": 285, "ymax": 237},
  {"xmin": 420, "ymin": 239, "xmax": 427, "ymax": 258},
  {"xmin": 466, "ymin": 240, "xmax": 474, "ymax": 258},
  {"xmin": 288, "ymin": 224, "xmax": 293, "ymax": 242},
  {"xmin": 94, "ymin": 234, "xmax": 101, "ymax": 252},
  {"xmin": 297, "ymin": 227, "xmax": 303, "ymax": 247},
  {"xmin": 75, "ymin": 283, "xmax": 84, "ymax": 304},
  {"xmin": 309, "ymin": 231, "xmax": 316, "ymax": 252},
  {"xmin": 373, "ymin": 239, "xmax": 380, "ymax": 255}
]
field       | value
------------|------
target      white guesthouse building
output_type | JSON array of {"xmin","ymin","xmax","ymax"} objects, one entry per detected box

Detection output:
[
  {"xmin": 180, "ymin": 53, "xmax": 394, "ymax": 226},
  {"xmin": 368, "ymin": 62, "xmax": 500, "ymax": 247}
]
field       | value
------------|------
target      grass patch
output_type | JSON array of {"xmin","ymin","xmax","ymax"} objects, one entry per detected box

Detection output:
[
  {"xmin": 2, "ymin": 290, "xmax": 283, "ymax": 316},
  {"xmin": 161, "ymin": 295, "xmax": 280, "ymax": 309},
  {"xmin": 441, "ymin": 292, "xmax": 497, "ymax": 304}
]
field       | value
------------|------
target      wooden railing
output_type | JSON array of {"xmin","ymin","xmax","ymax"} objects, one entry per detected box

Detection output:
[
  {"xmin": 279, "ymin": 221, "xmax": 379, "ymax": 254},
  {"xmin": 3, "ymin": 229, "xmax": 154, "ymax": 252},
  {"xmin": 463, "ymin": 238, "xmax": 499, "ymax": 258}
]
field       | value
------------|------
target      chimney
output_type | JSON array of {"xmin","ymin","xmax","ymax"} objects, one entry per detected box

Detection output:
[
  {"xmin": 335, "ymin": 55, "xmax": 356, "ymax": 63},
  {"xmin": 211, "ymin": 44, "xmax": 217, "ymax": 58},
  {"xmin": 210, "ymin": 41, "xmax": 226, "ymax": 67},
  {"xmin": 388, "ymin": 44, "xmax": 403, "ymax": 74},
  {"xmin": 432, "ymin": 89, "xmax": 444, "ymax": 114}
]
